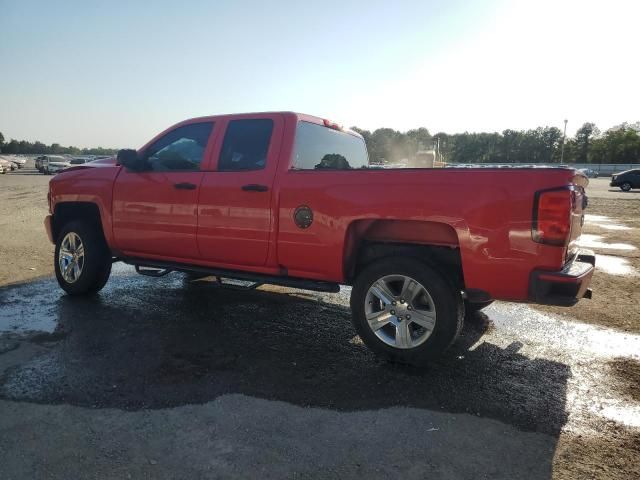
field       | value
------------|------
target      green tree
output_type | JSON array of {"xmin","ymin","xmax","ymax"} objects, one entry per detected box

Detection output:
[
  {"xmin": 574, "ymin": 122, "xmax": 600, "ymax": 163},
  {"xmin": 591, "ymin": 127, "xmax": 640, "ymax": 163}
]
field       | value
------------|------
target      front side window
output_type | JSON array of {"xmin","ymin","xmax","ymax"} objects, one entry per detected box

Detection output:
[
  {"xmin": 142, "ymin": 122, "xmax": 213, "ymax": 171},
  {"xmin": 218, "ymin": 119, "xmax": 274, "ymax": 171},
  {"xmin": 292, "ymin": 121, "xmax": 369, "ymax": 170}
]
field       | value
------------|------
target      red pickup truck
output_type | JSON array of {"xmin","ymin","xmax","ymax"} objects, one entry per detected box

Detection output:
[{"xmin": 45, "ymin": 112, "xmax": 594, "ymax": 365}]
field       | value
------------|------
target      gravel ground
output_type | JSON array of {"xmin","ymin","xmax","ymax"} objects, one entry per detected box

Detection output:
[{"xmin": 0, "ymin": 164, "xmax": 638, "ymax": 479}]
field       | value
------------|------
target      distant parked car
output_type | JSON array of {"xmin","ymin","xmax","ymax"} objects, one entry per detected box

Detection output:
[
  {"xmin": 35, "ymin": 156, "xmax": 46, "ymax": 172},
  {"xmin": 610, "ymin": 169, "xmax": 640, "ymax": 191},
  {"xmin": 4, "ymin": 157, "xmax": 26, "ymax": 170},
  {"xmin": 69, "ymin": 156, "xmax": 94, "ymax": 165},
  {"xmin": 42, "ymin": 155, "xmax": 71, "ymax": 175},
  {"xmin": 0, "ymin": 157, "xmax": 11, "ymax": 174},
  {"xmin": 579, "ymin": 168, "xmax": 599, "ymax": 178},
  {"xmin": 0, "ymin": 156, "xmax": 16, "ymax": 171}
]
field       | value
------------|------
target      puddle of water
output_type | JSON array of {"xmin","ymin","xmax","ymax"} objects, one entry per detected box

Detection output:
[
  {"xmin": 577, "ymin": 234, "xmax": 636, "ymax": 251},
  {"xmin": 597, "ymin": 224, "xmax": 632, "ymax": 231},
  {"xmin": 0, "ymin": 286, "xmax": 58, "ymax": 334},
  {"xmin": 584, "ymin": 214, "xmax": 611, "ymax": 222},
  {"xmin": 595, "ymin": 254, "xmax": 638, "ymax": 276},
  {"xmin": 584, "ymin": 214, "xmax": 633, "ymax": 231},
  {"xmin": 484, "ymin": 303, "xmax": 640, "ymax": 360},
  {"xmin": 596, "ymin": 404, "xmax": 640, "ymax": 428}
]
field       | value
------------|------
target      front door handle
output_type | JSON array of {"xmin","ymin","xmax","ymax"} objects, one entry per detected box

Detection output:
[
  {"xmin": 174, "ymin": 182, "xmax": 197, "ymax": 190},
  {"xmin": 241, "ymin": 184, "xmax": 269, "ymax": 192}
]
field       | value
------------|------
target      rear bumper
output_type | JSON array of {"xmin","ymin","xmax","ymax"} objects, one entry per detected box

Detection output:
[
  {"xmin": 528, "ymin": 250, "xmax": 595, "ymax": 306},
  {"xmin": 44, "ymin": 215, "xmax": 54, "ymax": 243}
]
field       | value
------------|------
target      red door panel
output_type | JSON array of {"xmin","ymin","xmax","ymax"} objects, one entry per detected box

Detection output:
[
  {"xmin": 112, "ymin": 171, "xmax": 203, "ymax": 259},
  {"xmin": 112, "ymin": 120, "xmax": 216, "ymax": 260},
  {"xmin": 197, "ymin": 115, "xmax": 283, "ymax": 267}
]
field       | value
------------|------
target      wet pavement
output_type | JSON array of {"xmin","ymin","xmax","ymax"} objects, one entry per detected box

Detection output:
[{"xmin": 1, "ymin": 264, "xmax": 639, "ymax": 478}]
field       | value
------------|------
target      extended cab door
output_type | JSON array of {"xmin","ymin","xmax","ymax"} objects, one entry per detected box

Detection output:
[
  {"xmin": 197, "ymin": 114, "xmax": 283, "ymax": 266},
  {"xmin": 112, "ymin": 121, "xmax": 216, "ymax": 260}
]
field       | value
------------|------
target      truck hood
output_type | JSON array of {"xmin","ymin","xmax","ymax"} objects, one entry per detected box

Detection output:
[{"xmin": 59, "ymin": 156, "xmax": 118, "ymax": 174}]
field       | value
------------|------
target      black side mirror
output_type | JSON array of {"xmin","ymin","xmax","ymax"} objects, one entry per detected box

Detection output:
[{"xmin": 117, "ymin": 149, "xmax": 141, "ymax": 170}]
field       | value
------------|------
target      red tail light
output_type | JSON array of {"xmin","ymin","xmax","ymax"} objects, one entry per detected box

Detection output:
[{"xmin": 532, "ymin": 187, "xmax": 574, "ymax": 246}]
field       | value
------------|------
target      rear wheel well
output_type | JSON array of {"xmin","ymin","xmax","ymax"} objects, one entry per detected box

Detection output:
[
  {"xmin": 350, "ymin": 242, "xmax": 465, "ymax": 291},
  {"xmin": 52, "ymin": 202, "xmax": 104, "ymax": 243}
]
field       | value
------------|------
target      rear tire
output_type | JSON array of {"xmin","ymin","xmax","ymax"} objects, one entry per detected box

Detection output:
[
  {"xmin": 54, "ymin": 220, "xmax": 112, "ymax": 295},
  {"xmin": 621, "ymin": 182, "xmax": 632, "ymax": 192},
  {"xmin": 350, "ymin": 257, "xmax": 463, "ymax": 366}
]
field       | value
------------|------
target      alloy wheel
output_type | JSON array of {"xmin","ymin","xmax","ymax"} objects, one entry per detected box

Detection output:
[
  {"xmin": 58, "ymin": 232, "xmax": 85, "ymax": 283},
  {"xmin": 364, "ymin": 274, "xmax": 437, "ymax": 349}
]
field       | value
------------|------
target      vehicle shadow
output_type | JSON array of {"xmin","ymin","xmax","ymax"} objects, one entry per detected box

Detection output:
[
  {"xmin": 607, "ymin": 189, "xmax": 640, "ymax": 194},
  {"xmin": 0, "ymin": 273, "xmax": 570, "ymax": 441}
]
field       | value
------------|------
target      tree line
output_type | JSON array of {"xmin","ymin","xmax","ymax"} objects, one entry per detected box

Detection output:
[
  {"xmin": 352, "ymin": 122, "xmax": 640, "ymax": 165},
  {"xmin": 0, "ymin": 132, "xmax": 117, "ymax": 156},
  {"xmin": 1, "ymin": 121, "xmax": 639, "ymax": 164}
]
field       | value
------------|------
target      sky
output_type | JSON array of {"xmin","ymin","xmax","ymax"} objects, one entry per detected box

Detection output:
[{"xmin": 1, "ymin": 0, "xmax": 638, "ymax": 148}]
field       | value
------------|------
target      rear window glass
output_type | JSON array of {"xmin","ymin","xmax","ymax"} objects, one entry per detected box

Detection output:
[
  {"xmin": 218, "ymin": 119, "xmax": 274, "ymax": 171},
  {"xmin": 292, "ymin": 122, "xmax": 369, "ymax": 170}
]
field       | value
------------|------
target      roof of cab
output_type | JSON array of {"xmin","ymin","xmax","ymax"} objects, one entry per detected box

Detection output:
[{"xmin": 173, "ymin": 111, "xmax": 363, "ymax": 139}]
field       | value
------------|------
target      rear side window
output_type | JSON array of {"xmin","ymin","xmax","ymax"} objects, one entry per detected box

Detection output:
[
  {"xmin": 143, "ymin": 122, "xmax": 213, "ymax": 171},
  {"xmin": 292, "ymin": 122, "xmax": 369, "ymax": 170},
  {"xmin": 218, "ymin": 119, "xmax": 274, "ymax": 171}
]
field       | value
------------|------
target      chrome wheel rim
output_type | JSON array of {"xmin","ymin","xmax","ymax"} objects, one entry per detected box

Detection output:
[
  {"xmin": 364, "ymin": 274, "xmax": 437, "ymax": 349},
  {"xmin": 59, "ymin": 232, "xmax": 85, "ymax": 284}
]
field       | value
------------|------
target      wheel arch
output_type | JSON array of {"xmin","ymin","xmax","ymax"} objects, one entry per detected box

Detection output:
[
  {"xmin": 343, "ymin": 219, "xmax": 465, "ymax": 290},
  {"xmin": 52, "ymin": 202, "xmax": 106, "ymax": 244}
]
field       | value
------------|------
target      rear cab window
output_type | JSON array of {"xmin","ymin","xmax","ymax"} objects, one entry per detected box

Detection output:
[
  {"xmin": 218, "ymin": 119, "xmax": 274, "ymax": 171},
  {"xmin": 292, "ymin": 121, "xmax": 369, "ymax": 170}
]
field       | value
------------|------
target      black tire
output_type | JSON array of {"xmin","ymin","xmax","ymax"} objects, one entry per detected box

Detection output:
[
  {"xmin": 350, "ymin": 257, "xmax": 464, "ymax": 366},
  {"xmin": 464, "ymin": 300, "xmax": 494, "ymax": 313},
  {"xmin": 621, "ymin": 182, "xmax": 632, "ymax": 192},
  {"xmin": 54, "ymin": 220, "xmax": 112, "ymax": 295}
]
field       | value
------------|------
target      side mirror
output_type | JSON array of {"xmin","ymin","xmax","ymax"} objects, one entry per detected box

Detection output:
[{"xmin": 117, "ymin": 149, "xmax": 141, "ymax": 170}]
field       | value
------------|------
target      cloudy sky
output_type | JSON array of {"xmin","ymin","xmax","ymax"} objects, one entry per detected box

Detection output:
[{"xmin": 1, "ymin": 0, "xmax": 638, "ymax": 147}]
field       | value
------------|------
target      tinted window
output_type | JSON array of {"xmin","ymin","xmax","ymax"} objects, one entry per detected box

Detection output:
[
  {"xmin": 218, "ymin": 119, "xmax": 274, "ymax": 171},
  {"xmin": 293, "ymin": 122, "xmax": 369, "ymax": 170},
  {"xmin": 142, "ymin": 122, "xmax": 213, "ymax": 171}
]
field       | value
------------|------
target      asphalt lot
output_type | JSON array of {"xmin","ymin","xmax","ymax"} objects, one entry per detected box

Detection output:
[{"xmin": 0, "ymin": 163, "xmax": 639, "ymax": 479}]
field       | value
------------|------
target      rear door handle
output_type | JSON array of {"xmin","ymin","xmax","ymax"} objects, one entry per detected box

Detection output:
[
  {"xmin": 241, "ymin": 184, "xmax": 269, "ymax": 192},
  {"xmin": 174, "ymin": 182, "xmax": 197, "ymax": 190}
]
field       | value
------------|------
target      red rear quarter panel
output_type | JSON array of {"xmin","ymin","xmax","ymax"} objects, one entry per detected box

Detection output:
[{"xmin": 276, "ymin": 163, "xmax": 581, "ymax": 301}]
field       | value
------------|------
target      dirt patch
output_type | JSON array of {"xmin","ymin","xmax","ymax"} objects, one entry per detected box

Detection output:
[
  {"xmin": 554, "ymin": 427, "xmax": 640, "ymax": 480},
  {"xmin": 0, "ymin": 167, "xmax": 53, "ymax": 286},
  {"xmin": 607, "ymin": 358, "xmax": 640, "ymax": 402}
]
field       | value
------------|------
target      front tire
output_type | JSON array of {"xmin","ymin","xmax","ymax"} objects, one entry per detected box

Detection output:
[
  {"xmin": 350, "ymin": 257, "xmax": 463, "ymax": 366},
  {"xmin": 621, "ymin": 182, "xmax": 632, "ymax": 192},
  {"xmin": 54, "ymin": 220, "xmax": 112, "ymax": 295}
]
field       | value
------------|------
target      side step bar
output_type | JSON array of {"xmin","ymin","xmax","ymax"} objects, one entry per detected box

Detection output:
[
  {"xmin": 122, "ymin": 257, "xmax": 340, "ymax": 293},
  {"xmin": 135, "ymin": 265, "xmax": 172, "ymax": 277}
]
